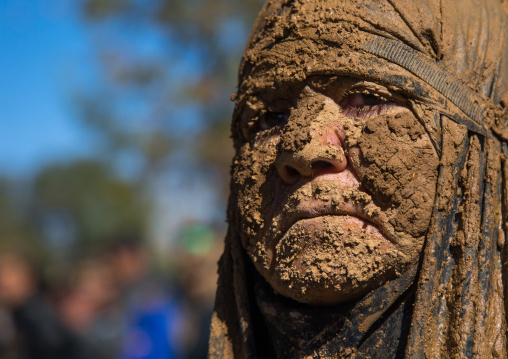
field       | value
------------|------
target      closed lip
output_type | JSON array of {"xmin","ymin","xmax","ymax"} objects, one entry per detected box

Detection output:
[{"xmin": 275, "ymin": 199, "xmax": 396, "ymax": 244}]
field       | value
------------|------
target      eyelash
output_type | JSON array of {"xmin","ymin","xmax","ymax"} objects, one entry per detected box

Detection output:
[
  {"xmin": 254, "ymin": 125, "xmax": 282, "ymax": 142},
  {"xmin": 339, "ymin": 92, "xmax": 396, "ymax": 118}
]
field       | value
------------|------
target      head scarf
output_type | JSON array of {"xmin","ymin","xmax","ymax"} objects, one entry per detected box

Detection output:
[{"xmin": 209, "ymin": 0, "xmax": 508, "ymax": 357}]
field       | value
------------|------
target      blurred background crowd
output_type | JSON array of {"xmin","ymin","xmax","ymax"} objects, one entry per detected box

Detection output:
[{"xmin": 0, "ymin": 0, "xmax": 264, "ymax": 357}]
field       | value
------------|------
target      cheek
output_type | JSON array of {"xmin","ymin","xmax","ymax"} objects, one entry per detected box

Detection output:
[
  {"xmin": 355, "ymin": 112, "xmax": 439, "ymax": 238},
  {"xmin": 232, "ymin": 141, "xmax": 278, "ymax": 248}
]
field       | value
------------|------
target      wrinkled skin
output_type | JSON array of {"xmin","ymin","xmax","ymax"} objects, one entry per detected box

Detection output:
[{"xmin": 232, "ymin": 73, "xmax": 439, "ymax": 305}]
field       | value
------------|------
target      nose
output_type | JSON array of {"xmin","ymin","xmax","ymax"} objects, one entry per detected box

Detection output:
[{"xmin": 276, "ymin": 126, "xmax": 348, "ymax": 185}]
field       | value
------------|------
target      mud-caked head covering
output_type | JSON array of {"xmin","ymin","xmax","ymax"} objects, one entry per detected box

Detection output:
[{"xmin": 210, "ymin": 0, "xmax": 508, "ymax": 358}]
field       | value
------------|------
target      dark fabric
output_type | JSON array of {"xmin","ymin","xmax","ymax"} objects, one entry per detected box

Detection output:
[{"xmin": 254, "ymin": 263, "xmax": 417, "ymax": 358}]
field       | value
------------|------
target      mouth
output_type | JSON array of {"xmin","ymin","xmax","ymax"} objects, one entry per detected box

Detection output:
[{"xmin": 273, "ymin": 198, "xmax": 396, "ymax": 245}]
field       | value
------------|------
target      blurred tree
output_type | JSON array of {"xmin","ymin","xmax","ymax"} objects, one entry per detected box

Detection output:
[
  {"xmin": 77, "ymin": 0, "xmax": 265, "ymax": 182},
  {"xmin": 0, "ymin": 160, "xmax": 148, "ymax": 285},
  {"xmin": 0, "ymin": 178, "xmax": 42, "ymax": 257},
  {"xmin": 74, "ymin": 0, "xmax": 266, "ymax": 249},
  {"xmin": 31, "ymin": 160, "xmax": 148, "ymax": 258},
  {"xmin": 0, "ymin": 159, "xmax": 145, "ymax": 268},
  {"xmin": 0, "ymin": 179, "xmax": 28, "ymax": 241}
]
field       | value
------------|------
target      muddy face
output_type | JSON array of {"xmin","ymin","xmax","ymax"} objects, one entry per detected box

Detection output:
[
  {"xmin": 232, "ymin": 72, "xmax": 439, "ymax": 305},
  {"xmin": 231, "ymin": 16, "xmax": 439, "ymax": 305}
]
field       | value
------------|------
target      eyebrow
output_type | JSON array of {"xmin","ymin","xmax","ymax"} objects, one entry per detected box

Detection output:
[{"xmin": 363, "ymin": 35, "xmax": 490, "ymax": 136}]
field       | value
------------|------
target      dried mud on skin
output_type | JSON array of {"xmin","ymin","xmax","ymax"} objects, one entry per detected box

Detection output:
[
  {"xmin": 210, "ymin": 0, "xmax": 508, "ymax": 358},
  {"xmin": 231, "ymin": 1, "xmax": 439, "ymax": 306}
]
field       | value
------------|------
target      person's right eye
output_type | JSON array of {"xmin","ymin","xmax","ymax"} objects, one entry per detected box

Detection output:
[{"xmin": 260, "ymin": 111, "xmax": 289, "ymax": 130}]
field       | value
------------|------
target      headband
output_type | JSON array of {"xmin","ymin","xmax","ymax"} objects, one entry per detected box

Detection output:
[{"xmin": 363, "ymin": 36, "xmax": 491, "ymax": 137}]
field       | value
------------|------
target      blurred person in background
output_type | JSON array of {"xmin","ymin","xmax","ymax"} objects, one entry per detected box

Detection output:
[
  {"xmin": 57, "ymin": 259, "xmax": 116, "ymax": 333},
  {"xmin": 0, "ymin": 250, "xmax": 105, "ymax": 359},
  {"xmin": 0, "ymin": 239, "xmax": 186, "ymax": 359},
  {"xmin": 90, "ymin": 236, "xmax": 184, "ymax": 359},
  {"xmin": 54, "ymin": 258, "xmax": 117, "ymax": 359},
  {"xmin": 0, "ymin": 252, "xmax": 36, "ymax": 311},
  {"xmin": 0, "ymin": 251, "xmax": 35, "ymax": 359}
]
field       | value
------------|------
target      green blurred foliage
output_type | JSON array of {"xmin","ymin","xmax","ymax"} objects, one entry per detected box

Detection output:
[
  {"xmin": 0, "ymin": 161, "xmax": 147, "ymax": 264},
  {"xmin": 0, "ymin": 179, "xmax": 37, "ymax": 249},
  {"xmin": 33, "ymin": 161, "xmax": 148, "ymax": 253}
]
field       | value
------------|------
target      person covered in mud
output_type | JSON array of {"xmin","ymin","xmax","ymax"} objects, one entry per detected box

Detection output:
[{"xmin": 210, "ymin": 0, "xmax": 508, "ymax": 358}]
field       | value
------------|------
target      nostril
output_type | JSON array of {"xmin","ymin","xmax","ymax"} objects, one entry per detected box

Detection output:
[
  {"xmin": 311, "ymin": 158, "xmax": 347, "ymax": 175},
  {"xmin": 312, "ymin": 160, "xmax": 333, "ymax": 171},
  {"xmin": 279, "ymin": 165, "xmax": 301, "ymax": 184},
  {"xmin": 286, "ymin": 166, "xmax": 300, "ymax": 177}
]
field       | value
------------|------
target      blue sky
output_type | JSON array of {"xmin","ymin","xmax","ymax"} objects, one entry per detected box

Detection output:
[{"xmin": 0, "ymin": 0, "xmax": 97, "ymax": 176}]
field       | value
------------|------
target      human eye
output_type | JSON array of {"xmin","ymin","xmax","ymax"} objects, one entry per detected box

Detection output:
[
  {"xmin": 238, "ymin": 95, "xmax": 290, "ymax": 141},
  {"xmin": 250, "ymin": 109, "xmax": 289, "ymax": 142},
  {"xmin": 339, "ymin": 91, "xmax": 398, "ymax": 118},
  {"xmin": 259, "ymin": 110, "xmax": 289, "ymax": 131}
]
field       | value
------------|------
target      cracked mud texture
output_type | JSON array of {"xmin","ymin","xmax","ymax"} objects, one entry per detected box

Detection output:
[
  {"xmin": 209, "ymin": 0, "xmax": 508, "ymax": 357},
  {"xmin": 231, "ymin": 20, "xmax": 439, "ymax": 306}
]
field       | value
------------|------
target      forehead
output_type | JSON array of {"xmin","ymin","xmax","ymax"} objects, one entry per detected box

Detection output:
[{"xmin": 238, "ymin": 36, "xmax": 430, "ymax": 102}]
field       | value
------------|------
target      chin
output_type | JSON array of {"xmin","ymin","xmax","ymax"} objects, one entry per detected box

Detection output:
[
  {"xmin": 259, "ymin": 259, "xmax": 399, "ymax": 306},
  {"xmin": 249, "ymin": 215, "xmax": 406, "ymax": 306},
  {"xmin": 268, "ymin": 277, "xmax": 375, "ymax": 306}
]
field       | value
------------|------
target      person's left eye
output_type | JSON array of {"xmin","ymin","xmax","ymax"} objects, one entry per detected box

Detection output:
[{"xmin": 340, "ymin": 92, "xmax": 396, "ymax": 118}]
